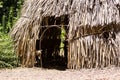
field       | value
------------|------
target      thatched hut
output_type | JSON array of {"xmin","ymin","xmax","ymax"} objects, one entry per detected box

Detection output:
[{"xmin": 11, "ymin": 0, "xmax": 120, "ymax": 69}]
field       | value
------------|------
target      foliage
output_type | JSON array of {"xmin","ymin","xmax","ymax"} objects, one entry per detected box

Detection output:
[
  {"xmin": 0, "ymin": 1, "xmax": 3, "ymax": 8},
  {"xmin": 0, "ymin": 0, "xmax": 23, "ymax": 68},
  {"xmin": 60, "ymin": 25, "xmax": 66, "ymax": 56},
  {"xmin": 0, "ymin": 32, "xmax": 19, "ymax": 68},
  {"xmin": 0, "ymin": 0, "xmax": 23, "ymax": 33}
]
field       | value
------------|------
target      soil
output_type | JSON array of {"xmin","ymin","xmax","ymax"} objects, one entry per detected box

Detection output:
[{"xmin": 0, "ymin": 67, "xmax": 120, "ymax": 80}]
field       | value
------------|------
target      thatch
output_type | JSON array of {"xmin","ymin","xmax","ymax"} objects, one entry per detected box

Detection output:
[{"xmin": 10, "ymin": 0, "xmax": 120, "ymax": 68}]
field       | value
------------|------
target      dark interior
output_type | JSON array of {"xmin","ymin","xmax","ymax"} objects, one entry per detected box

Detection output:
[{"xmin": 36, "ymin": 15, "xmax": 69, "ymax": 70}]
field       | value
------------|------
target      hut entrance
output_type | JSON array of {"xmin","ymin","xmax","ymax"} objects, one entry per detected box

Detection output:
[{"xmin": 36, "ymin": 15, "xmax": 69, "ymax": 70}]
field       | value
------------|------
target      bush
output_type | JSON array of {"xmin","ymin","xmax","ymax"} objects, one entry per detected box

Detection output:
[{"xmin": 0, "ymin": 33, "xmax": 19, "ymax": 69}]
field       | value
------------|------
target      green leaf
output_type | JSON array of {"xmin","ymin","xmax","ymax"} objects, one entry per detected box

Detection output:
[{"xmin": 0, "ymin": 1, "xmax": 3, "ymax": 8}]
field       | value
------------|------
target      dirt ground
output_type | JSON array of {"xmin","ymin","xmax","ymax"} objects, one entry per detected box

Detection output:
[{"xmin": 0, "ymin": 67, "xmax": 120, "ymax": 80}]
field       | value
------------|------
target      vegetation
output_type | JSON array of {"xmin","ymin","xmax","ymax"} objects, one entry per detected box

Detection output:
[
  {"xmin": 0, "ymin": 0, "xmax": 23, "ymax": 68},
  {"xmin": 0, "ymin": 0, "xmax": 23, "ymax": 33},
  {"xmin": 0, "ymin": 32, "xmax": 19, "ymax": 68}
]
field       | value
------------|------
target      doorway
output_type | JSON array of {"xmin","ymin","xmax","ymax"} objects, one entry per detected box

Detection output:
[{"xmin": 36, "ymin": 15, "xmax": 69, "ymax": 70}]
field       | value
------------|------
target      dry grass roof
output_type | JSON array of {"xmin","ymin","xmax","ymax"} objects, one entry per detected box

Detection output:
[{"xmin": 11, "ymin": 0, "xmax": 120, "ymax": 36}]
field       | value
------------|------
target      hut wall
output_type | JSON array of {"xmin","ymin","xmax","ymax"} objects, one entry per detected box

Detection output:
[{"xmin": 67, "ymin": 25, "xmax": 120, "ymax": 69}]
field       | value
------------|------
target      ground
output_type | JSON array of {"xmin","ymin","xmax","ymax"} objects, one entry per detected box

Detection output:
[{"xmin": 0, "ymin": 67, "xmax": 120, "ymax": 80}]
